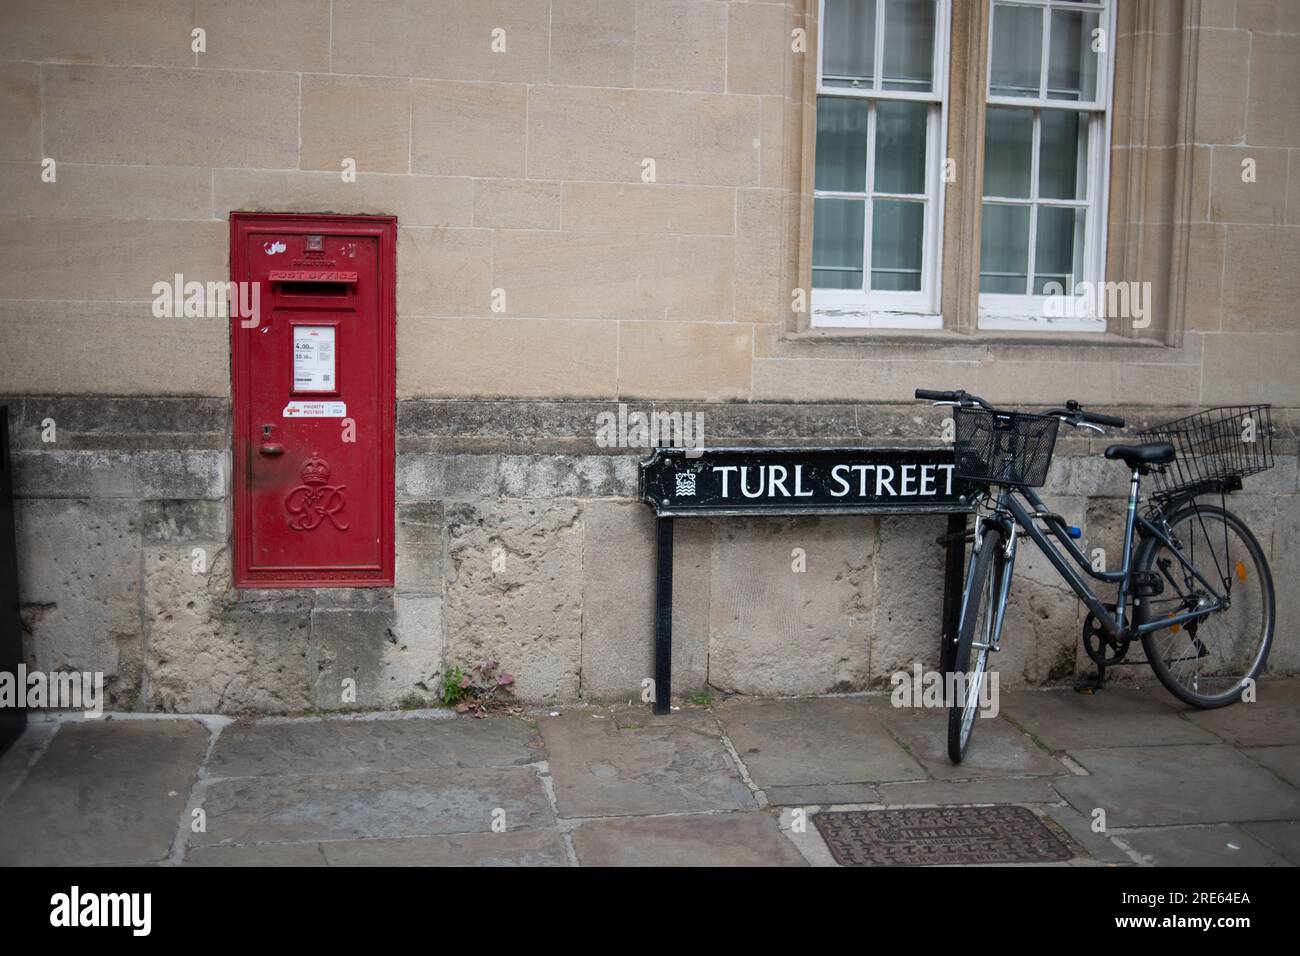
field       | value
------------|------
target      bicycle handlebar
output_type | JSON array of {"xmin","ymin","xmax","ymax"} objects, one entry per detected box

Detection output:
[
  {"xmin": 915, "ymin": 389, "xmax": 1126, "ymax": 430},
  {"xmin": 1081, "ymin": 410, "xmax": 1126, "ymax": 428},
  {"xmin": 914, "ymin": 388, "xmax": 960, "ymax": 402}
]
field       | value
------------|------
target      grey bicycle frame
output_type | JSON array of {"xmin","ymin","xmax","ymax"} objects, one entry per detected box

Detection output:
[{"xmin": 965, "ymin": 468, "xmax": 1229, "ymax": 648}]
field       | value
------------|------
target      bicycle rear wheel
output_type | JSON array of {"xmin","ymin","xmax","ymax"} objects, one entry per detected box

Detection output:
[
  {"xmin": 948, "ymin": 526, "xmax": 1004, "ymax": 763},
  {"xmin": 1137, "ymin": 503, "xmax": 1273, "ymax": 708}
]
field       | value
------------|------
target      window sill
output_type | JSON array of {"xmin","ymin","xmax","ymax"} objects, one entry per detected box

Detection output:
[
  {"xmin": 784, "ymin": 325, "xmax": 1169, "ymax": 350},
  {"xmin": 810, "ymin": 310, "xmax": 944, "ymax": 331}
]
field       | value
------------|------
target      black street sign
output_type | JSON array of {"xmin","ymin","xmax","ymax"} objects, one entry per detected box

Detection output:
[{"xmin": 639, "ymin": 446, "xmax": 976, "ymax": 517}]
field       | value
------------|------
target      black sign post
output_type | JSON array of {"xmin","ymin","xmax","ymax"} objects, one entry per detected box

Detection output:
[{"xmin": 639, "ymin": 446, "xmax": 975, "ymax": 715}]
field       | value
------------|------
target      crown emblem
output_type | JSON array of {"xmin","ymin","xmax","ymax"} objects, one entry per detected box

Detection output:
[{"xmin": 301, "ymin": 456, "xmax": 330, "ymax": 485}]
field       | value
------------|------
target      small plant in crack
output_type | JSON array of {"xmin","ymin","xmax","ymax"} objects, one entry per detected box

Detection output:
[{"xmin": 442, "ymin": 660, "xmax": 517, "ymax": 718}]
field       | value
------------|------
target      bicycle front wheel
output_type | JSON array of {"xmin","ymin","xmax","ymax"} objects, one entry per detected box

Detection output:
[
  {"xmin": 948, "ymin": 525, "xmax": 1004, "ymax": 763},
  {"xmin": 1137, "ymin": 503, "xmax": 1274, "ymax": 708}
]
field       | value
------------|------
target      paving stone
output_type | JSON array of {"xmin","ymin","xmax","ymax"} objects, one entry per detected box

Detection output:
[
  {"xmin": 186, "ymin": 843, "xmax": 328, "ymax": 866},
  {"xmin": 1178, "ymin": 680, "xmax": 1300, "ymax": 746},
  {"xmin": 716, "ymin": 697, "xmax": 924, "ymax": 786},
  {"xmin": 1000, "ymin": 686, "xmax": 1214, "ymax": 751},
  {"xmin": 0, "ymin": 719, "xmax": 208, "ymax": 865},
  {"xmin": 1244, "ymin": 744, "xmax": 1300, "ymax": 788},
  {"xmin": 1036, "ymin": 803, "xmax": 1134, "ymax": 865},
  {"xmin": 0, "ymin": 719, "xmax": 59, "ymax": 805},
  {"xmin": 868, "ymin": 703, "xmax": 1066, "ymax": 779},
  {"xmin": 878, "ymin": 777, "xmax": 1060, "ymax": 806},
  {"xmin": 194, "ymin": 766, "xmax": 553, "ymax": 845},
  {"xmin": 570, "ymin": 812, "xmax": 806, "ymax": 867},
  {"xmin": 1116, "ymin": 824, "xmax": 1290, "ymax": 866},
  {"xmin": 1056, "ymin": 744, "xmax": 1300, "ymax": 827},
  {"xmin": 540, "ymin": 709, "xmax": 755, "ymax": 817},
  {"xmin": 322, "ymin": 830, "xmax": 568, "ymax": 866},
  {"xmin": 764, "ymin": 783, "xmax": 880, "ymax": 806},
  {"xmin": 207, "ymin": 716, "xmax": 539, "ymax": 777},
  {"xmin": 185, "ymin": 829, "xmax": 568, "ymax": 866},
  {"xmin": 1240, "ymin": 821, "xmax": 1300, "ymax": 865}
]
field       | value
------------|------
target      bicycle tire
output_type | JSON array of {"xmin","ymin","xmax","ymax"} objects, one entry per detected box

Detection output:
[
  {"xmin": 948, "ymin": 525, "xmax": 1004, "ymax": 763},
  {"xmin": 1136, "ymin": 503, "xmax": 1274, "ymax": 709}
]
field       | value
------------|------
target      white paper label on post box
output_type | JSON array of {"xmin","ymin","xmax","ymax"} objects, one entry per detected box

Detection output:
[
  {"xmin": 282, "ymin": 401, "xmax": 347, "ymax": 418},
  {"xmin": 293, "ymin": 325, "xmax": 336, "ymax": 392}
]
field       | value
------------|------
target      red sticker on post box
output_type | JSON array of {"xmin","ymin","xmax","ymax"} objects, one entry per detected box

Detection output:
[{"xmin": 282, "ymin": 401, "xmax": 347, "ymax": 418}]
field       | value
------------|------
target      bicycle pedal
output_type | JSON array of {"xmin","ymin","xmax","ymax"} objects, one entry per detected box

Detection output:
[{"xmin": 1073, "ymin": 676, "xmax": 1104, "ymax": 694}]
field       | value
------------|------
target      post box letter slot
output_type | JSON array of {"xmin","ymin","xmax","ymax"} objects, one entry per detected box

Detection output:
[{"xmin": 268, "ymin": 271, "xmax": 359, "ymax": 283}]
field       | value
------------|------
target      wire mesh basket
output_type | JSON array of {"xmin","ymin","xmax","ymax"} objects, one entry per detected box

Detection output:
[
  {"xmin": 954, "ymin": 407, "xmax": 1060, "ymax": 488},
  {"xmin": 1136, "ymin": 404, "xmax": 1274, "ymax": 499}
]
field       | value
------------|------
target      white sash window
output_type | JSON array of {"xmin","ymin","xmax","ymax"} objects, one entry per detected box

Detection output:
[
  {"xmin": 812, "ymin": 0, "xmax": 950, "ymax": 329},
  {"xmin": 978, "ymin": 0, "xmax": 1116, "ymax": 331}
]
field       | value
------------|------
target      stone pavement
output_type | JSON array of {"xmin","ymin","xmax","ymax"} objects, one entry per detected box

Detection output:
[{"xmin": 1, "ymin": 681, "xmax": 1297, "ymax": 867}]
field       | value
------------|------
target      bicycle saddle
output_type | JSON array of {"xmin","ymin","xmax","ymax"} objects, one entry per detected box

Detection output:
[{"xmin": 1104, "ymin": 442, "xmax": 1175, "ymax": 468}]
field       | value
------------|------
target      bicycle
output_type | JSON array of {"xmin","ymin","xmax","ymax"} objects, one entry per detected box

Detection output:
[{"xmin": 914, "ymin": 389, "xmax": 1276, "ymax": 763}]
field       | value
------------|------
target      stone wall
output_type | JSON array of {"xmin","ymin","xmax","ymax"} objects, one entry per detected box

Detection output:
[
  {"xmin": 7, "ymin": 396, "xmax": 1296, "ymax": 714},
  {"xmin": 2, "ymin": 2, "xmax": 1298, "ymax": 408}
]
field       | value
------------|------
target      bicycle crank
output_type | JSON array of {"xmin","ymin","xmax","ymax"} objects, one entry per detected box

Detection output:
[{"xmin": 1082, "ymin": 605, "xmax": 1131, "ymax": 667}]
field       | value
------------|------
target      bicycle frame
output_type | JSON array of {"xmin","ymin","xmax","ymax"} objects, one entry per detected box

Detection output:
[{"xmin": 966, "ymin": 470, "xmax": 1231, "ymax": 649}]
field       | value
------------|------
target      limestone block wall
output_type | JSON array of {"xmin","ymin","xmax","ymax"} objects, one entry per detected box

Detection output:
[{"xmin": 1, "ymin": 1, "xmax": 1296, "ymax": 407}]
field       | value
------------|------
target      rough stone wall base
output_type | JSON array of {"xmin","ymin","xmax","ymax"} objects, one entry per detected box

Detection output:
[{"xmin": 6, "ymin": 397, "xmax": 1297, "ymax": 714}]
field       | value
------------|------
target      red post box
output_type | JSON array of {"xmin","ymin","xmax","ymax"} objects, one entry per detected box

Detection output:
[{"xmin": 230, "ymin": 213, "xmax": 396, "ymax": 588}]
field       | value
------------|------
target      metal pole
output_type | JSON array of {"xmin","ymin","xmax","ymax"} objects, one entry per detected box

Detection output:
[{"xmin": 653, "ymin": 516, "xmax": 673, "ymax": 715}]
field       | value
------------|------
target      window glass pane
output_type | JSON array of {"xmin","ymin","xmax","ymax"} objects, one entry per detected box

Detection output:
[
  {"xmin": 979, "ymin": 202, "xmax": 1030, "ymax": 293},
  {"xmin": 982, "ymin": 107, "xmax": 1033, "ymax": 198},
  {"xmin": 874, "ymin": 100, "xmax": 927, "ymax": 194},
  {"xmin": 1038, "ymin": 110, "xmax": 1088, "ymax": 200},
  {"xmin": 989, "ymin": 3, "xmax": 1043, "ymax": 98},
  {"xmin": 822, "ymin": 0, "xmax": 876, "ymax": 89},
  {"xmin": 1033, "ymin": 206, "xmax": 1085, "ymax": 294},
  {"xmin": 881, "ymin": 0, "xmax": 935, "ymax": 92},
  {"xmin": 1048, "ymin": 9, "xmax": 1100, "ymax": 102},
  {"xmin": 871, "ymin": 199, "xmax": 924, "ymax": 290},
  {"xmin": 815, "ymin": 97, "xmax": 869, "ymax": 192},
  {"xmin": 813, "ymin": 197, "xmax": 866, "ymax": 289}
]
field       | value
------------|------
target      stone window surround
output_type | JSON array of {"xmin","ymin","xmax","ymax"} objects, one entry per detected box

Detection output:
[{"xmin": 787, "ymin": 0, "xmax": 1202, "ymax": 353}]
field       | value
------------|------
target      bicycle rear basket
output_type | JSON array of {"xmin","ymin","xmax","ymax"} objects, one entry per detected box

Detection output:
[
  {"xmin": 1136, "ymin": 404, "xmax": 1274, "ymax": 500},
  {"xmin": 953, "ymin": 407, "xmax": 1060, "ymax": 488}
]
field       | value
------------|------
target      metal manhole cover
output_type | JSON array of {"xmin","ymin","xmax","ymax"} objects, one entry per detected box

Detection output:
[{"xmin": 813, "ymin": 805, "xmax": 1076, "ymax": 866}]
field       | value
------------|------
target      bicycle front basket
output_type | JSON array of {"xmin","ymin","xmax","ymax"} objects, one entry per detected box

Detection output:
[
  {"xmin": 1136, "ymin": 404, "xmax": 1274, "ymax": 499},
  {"xmin": 954, "ymin": 407, "xmax": 1060, "ymax": 488}
]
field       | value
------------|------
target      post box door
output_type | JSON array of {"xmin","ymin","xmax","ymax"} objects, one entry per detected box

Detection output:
[{"xmin": 230, "ymin": 213, "xmax": 395, "ymax": 588}]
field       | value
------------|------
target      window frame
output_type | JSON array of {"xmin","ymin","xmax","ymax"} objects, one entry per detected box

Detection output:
[
  {"xmin": 811, "ymin": 0, "xmax": 952, "ymax": 330},
  {"xmin": 977, "ymin": 0, "xmax": 1117, "ymax": 332}
]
